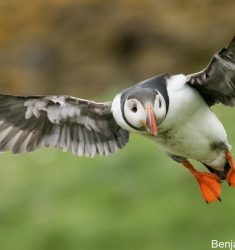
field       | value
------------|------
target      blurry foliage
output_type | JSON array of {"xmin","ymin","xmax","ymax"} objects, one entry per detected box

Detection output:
[
  {"xmin": 0, "ymin": 106, "xmax": 235, "ymax": 250},
  {"xmin": 0, "ymin": 1, "xmax": 234, "ymax": 250},
  {"xmin": 0, "ymin": 0, "xmax": 234, "ymax": 97}
]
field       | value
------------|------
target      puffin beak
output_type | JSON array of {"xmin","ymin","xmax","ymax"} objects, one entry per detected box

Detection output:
[{"xmin": 146, "ymin": 104, "xmax": 158, "ymax": 136}]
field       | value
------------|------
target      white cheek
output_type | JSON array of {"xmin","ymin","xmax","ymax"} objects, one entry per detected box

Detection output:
[
  {"xmin": 154, "ymin": 94, "xmax": 167, "ymax": 123},
  {"xmin": 125, "ymin": 106, "xmax": 145, "ymax": 128},
  {"xmin": 111, "ymin": 94, "xmax": 138, "ymax": 132}
]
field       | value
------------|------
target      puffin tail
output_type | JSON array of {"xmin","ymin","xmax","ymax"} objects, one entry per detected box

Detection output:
[{"xmin": 204, "ymin": 162, "xmax": 230, "ymax": 180}]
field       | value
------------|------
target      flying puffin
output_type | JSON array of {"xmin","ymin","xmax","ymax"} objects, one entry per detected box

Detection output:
[{"xmin": 0, "ymin": 37, "xmax": 234, "ymax": 203}]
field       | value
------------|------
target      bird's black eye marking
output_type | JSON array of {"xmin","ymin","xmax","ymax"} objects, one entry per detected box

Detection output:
[
  {"xmin": 159, "ymin": 99, "xmax": 162, "ymax": 108},
  {"xmin": 131, "ymin": 105, "xmax": 137, "ymax": 113}
]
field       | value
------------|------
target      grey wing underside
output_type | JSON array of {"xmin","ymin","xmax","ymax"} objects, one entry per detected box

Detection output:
[
  {"xmin": 186, "ymin": 36, "xmax": 235, "ymax": 106},
  {"xmin": 0, "ymin": 95, "xmax": 129, "ymax": 157}
]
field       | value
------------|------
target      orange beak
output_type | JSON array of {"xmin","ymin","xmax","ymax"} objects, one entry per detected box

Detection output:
[{"xmin": 146, "ymin": 105, "xmax": 158, "ymax": 136}]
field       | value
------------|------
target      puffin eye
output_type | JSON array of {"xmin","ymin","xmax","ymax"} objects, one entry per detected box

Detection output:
[{"xmin": 131, "ymin": 105, "xmax": 137, "ymax": 113}]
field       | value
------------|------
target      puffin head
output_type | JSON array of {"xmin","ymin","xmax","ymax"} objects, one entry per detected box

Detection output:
[
  {"xmin": 112, "ymin": 86, "xmax": 168, "ymax": 136},
  {"xmin": 123, "ymin": 88, "xmax": 167, "ymax": 136}
]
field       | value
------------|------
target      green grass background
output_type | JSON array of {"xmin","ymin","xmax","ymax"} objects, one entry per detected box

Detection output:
[{"xmin": 0, "ymin": 104, "xmax": 235, "ymax": 250}]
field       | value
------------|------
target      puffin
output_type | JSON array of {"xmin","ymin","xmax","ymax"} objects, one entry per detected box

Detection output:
[{"xmin": 0, "ymin": 36, "xmax": 234, "ymax": 203}]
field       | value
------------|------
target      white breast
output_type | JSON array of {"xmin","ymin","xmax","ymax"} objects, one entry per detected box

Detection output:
[{"xmin": 155, "ymin": 74, "xmax": 229, "ymax": 170}]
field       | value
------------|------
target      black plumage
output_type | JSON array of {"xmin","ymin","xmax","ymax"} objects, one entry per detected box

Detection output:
[{"xmin": 187, "ymin": 36, "xmax": 235, "ymax": 106}]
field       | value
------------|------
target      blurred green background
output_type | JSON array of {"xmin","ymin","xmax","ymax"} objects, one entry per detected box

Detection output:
[{"xmin": 0, "ymin": 1, "xmax": 234, "ymax": 250}]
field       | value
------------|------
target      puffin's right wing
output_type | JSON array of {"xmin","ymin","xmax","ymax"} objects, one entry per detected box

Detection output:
[
  {"xmin": 186, "ymin": 36, "xmax": 235, "ymax": 106},
  {"xmin": 0, "ymin": 95, "xmax": 129, "ymax": 156}
]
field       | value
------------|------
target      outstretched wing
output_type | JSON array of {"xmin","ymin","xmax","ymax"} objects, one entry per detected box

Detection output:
[
  {"xmin": 186, "ymin": 36, "xmax": 235, "ymax": 106},
  {"xmin": 0, "ymin": 94, "xmax": 129, "ymax": 156}
]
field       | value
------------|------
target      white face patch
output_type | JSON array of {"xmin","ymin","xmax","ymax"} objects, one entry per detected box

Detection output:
[
  {"xmin": 153, "ymin": 92, "xmax": 167, "ymax": 124},
  {"xmin": 111, "ymin": 94, "xmax": 145, "ymax": 133},
  {"xmin": 112, "ymin": 94, "xmax": 133, "ymax": 132},
  {"xmin": 124, "ymin": 99, "xmax": 146, "ymax": 129}
]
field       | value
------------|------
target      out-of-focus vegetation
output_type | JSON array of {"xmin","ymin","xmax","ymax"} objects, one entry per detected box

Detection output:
[
  {"xmin": 0, "ymin": 1, "xmax": 234, "ymax": 250},
  {"xmin": 0, "ymin": 106, "xmax": 235, "ymax": 250},
  {"xmin": 0, "ymin": 0, "xmax": 234, "ymax": 97}
]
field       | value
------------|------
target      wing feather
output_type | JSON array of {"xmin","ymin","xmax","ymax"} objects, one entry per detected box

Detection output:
[
  {"xmin": 187, "ymin": 36, "xmax": 235, "ymax": 106},
  {"xmin": 0, "ymin": 94, "xmax": 129, "ymax": 157}
]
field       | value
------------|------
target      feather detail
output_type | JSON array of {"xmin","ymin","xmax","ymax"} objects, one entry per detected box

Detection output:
[{"xmin": 0, "ymin": 94, "xmax": 129, "ymax": 157}]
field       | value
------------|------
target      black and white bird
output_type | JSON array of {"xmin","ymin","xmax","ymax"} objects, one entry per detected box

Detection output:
[{"xmin": 0, "ymin": 37, "xmax": 235, "ymax": 203}]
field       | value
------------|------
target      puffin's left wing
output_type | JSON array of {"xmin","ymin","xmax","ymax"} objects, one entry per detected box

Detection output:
[
  {"xmin": 0, "ymin": 94, "xmax": 129, "ymax": 156},
  {"xmin": 186, "ymin": 36, "xmax": 235, "ymax": 106}
]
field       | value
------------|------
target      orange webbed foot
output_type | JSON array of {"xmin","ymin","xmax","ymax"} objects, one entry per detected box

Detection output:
[
  {"xmin": 225, "ymin": 151, "xmax": 235, "ymax": 187},
  {"xmin": 226, "ymin": 168, "xmax": 235, "ymax": 187},
  {"xmin": 183, "ymin": 160, "xmax": 222, "ymax": 203},
  {"xmin": 194, "ymin": 172, "xmax": 222, "ymax": 203}
]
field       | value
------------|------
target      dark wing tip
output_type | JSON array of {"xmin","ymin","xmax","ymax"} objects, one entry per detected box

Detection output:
[
  {"xmin": 220, "ymin": 36, "xmax": 235, "ymax": 61},
  {"xmin": 227, "ymin": 36, "xmax": 235, "ymax": 51},
  {"xmin": 186, "ymin": 36, "xmax": 235, "ymax": 106}
]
